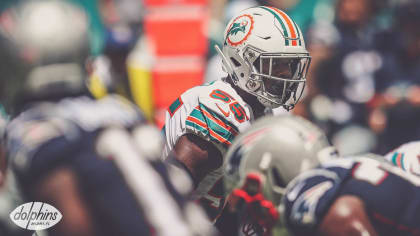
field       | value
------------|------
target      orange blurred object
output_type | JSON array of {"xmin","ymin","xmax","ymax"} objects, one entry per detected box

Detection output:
[
  {"xmin": 142, "ymin": 0, "xmax": 209, "ymax": 127},
  {"xmin": 145, "ymin": 13, "xmax": 208, "ymax": 56},
  {"xmin": 152, "ymin": 59, "xmax": 204, "ymax": 128},
  {"xmin": 152, "ymin": 58, "xmax": 205, "ymax": 108}
]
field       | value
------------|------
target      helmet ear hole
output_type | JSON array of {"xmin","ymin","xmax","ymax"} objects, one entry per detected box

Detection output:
[{"xmin": 271, "ymin": 167, "xmax": 286, "ymax": 188}]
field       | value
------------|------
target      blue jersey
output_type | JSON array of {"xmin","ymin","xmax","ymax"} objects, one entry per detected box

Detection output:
[
  {"xmin": 6, "ymin": 95, "xmax": 143, "ymax": 178},
  {"xmin": 283, "ymin": 157, "xmax": 420, "ymax": 236},
  {"xmin": 5, "ymin": 95, "xmax": 211, "ymax": 236}
]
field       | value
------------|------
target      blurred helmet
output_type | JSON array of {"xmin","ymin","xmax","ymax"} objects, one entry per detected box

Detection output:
[
  {"xmin": 217, "ymin": 6, "xmax": 311, "ymax": 110},
  {"xmin": 0, "ymin": 0, "xmax": 90, "ymax": 113},
  {"xmin": 224, "ymin": 115, "xmax": 338, "ymax": 208}
]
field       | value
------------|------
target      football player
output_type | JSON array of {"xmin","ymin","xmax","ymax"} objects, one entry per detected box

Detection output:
[
  {"xmin": 1, "ymin": 1, "xmax": 213, "ymax": 236},
  {"xmin": 283, "ymin": 155, "xmax": 420, "ymax": 236},
  {"xmin": 162, "ymin": 6, "xmax": 311, "ymax": 221},
  {"xmin": 223, "ymin": 114, "xmax": 337, "ymax": 236},
  {"xmin": 385, "ymin": 141, "xmax": 420, "ymax": 176}
]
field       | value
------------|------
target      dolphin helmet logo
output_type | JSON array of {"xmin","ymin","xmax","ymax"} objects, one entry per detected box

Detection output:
[
  {"xmin": 228, "ymin": 21, "xmax": 248, "ymax": 36},
  {"xmin": 226, "ymin": 14, "xmax": 254, "ymax": 46}
]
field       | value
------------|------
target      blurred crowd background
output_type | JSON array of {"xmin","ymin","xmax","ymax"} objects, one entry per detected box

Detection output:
[{"xmin": 1, "ymin": 0, "xmax": 420, "ymax": 156}]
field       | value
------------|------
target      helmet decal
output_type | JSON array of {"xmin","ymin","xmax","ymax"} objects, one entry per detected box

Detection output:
[
  {"xmin": 259, "ymin": 6, "xmax": 301, "ymax": 46},
  {"xmin": 226, "ymin": 14, "xmax": 254, "ymax": 46}
]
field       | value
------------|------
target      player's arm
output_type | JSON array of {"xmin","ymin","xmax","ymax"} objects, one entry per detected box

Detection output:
[
  {"xmin": 31, "ymin": 167, "xmax": 96, "ymax": 236},
  {"xmin": 169, "ymin": 133, "xmax": 223, "ymax": 187},
  {"xmin": 318, "ymin": 195, "xmax": 378, "ymax": 236}
]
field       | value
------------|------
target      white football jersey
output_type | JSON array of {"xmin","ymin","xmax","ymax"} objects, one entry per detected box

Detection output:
[
  {"xmin": 162, "ymin": 80, "xmax": 254, "ymax": 220},
  {"xmin": 385, "ymin": 141, "xmax": 420, "ymax": 176}
]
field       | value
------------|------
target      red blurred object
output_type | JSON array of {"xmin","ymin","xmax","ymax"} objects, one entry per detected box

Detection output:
[
  {"xmin": 145, "ymin": 13, "xmax": 208, "ymax": 56},
  {"xmin": 152, "ymin": 59, "xmax": 204, "ymax": 108},
  {"xmin": 143, "ymin": 0, "xmax": 209, "ymax": 126}
]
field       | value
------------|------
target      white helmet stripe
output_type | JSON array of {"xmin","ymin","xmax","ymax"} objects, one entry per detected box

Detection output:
[
  {"xmin": 258, "ymin": 6, "xmax": 301, "ymax": 46},
  {"xmin": 259, "ymin": 6, "xmax": 291, "ymax": 46},
  {"xmin": 269, "ymin": 6, "xmax": 301, "ymax": 46}
]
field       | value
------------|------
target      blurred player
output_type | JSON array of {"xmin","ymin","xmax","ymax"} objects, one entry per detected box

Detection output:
[
  {"xmin": 0, "ymin": 111, "xmax": 29, "ymax": 236},
  {"xmin": 369, "ymin": 0, "xmax": 420, "ymax": 153},
  {"xmin": 223, "ymin": 115, "xmax": 337, "ymax": 236},
  {"xmin": 283, "ymin": 155, "xmax": 420, "ymax": 236},
  {"xmin": 0, "ymin": 114, "xmax": 5, "ymax": 184},
  {"xmin": 0, "ymin": 1, "xmax": 213, "ymax": 236},
  {"xmin": 385, "ymin": 141, "xmax": 420, "ymax": 176},
  {"xmin": 162, "ymin": 6, "xmax": 311, "ymax": 221}
]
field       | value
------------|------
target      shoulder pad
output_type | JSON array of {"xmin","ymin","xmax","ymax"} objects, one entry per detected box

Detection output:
[
  {"xmin": 198, "ymin": 82, "xmax": 251, "ymax": 128},
  {"xmin": 7, "ymin": 117, "xmax": 79, "ymax": 171},
  {"xmin": 56, "ymin": 95, "xmax": 144, "ymax": 131},
  {"xmin": 185, "ymin": 82, "xmax": 251, "ymax": 153}
]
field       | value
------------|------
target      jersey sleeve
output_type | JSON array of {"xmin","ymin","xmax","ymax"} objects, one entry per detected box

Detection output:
[
  {"xmin": 282, "ymin": 168, "xmax": 343, "ymax": 235},
  {"xmin": 162, "ymin": 82, "xmax": 252, "ymax": 156}
]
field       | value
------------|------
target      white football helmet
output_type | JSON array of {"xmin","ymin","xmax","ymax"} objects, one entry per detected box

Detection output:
[
  {"xmin": 224, "ymin": 115, "xmax": 338, "ymax": 209},
  {"xmin": 216, "ymin": 6, "xmax": 311, "ymax": 110}
]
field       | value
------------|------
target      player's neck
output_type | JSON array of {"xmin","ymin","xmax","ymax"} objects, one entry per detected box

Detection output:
[{"xmin": 240, "ymin": 92, "xmax": 266, "ymax": 119}]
